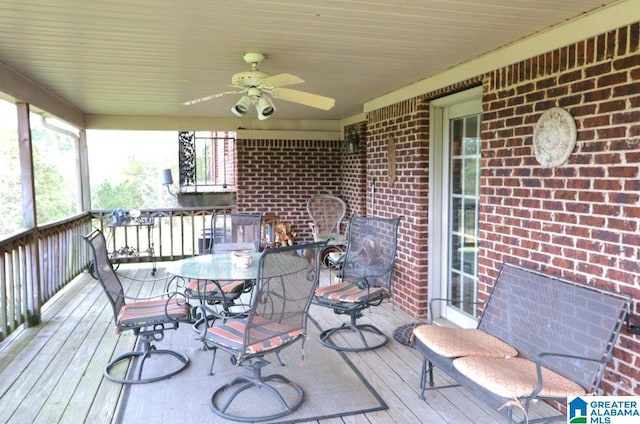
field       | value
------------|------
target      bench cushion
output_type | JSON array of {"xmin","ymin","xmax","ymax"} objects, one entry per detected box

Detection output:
[
  {"xmin": 453, "ymin": 356, "xmax": 586, "ymax": 399},
  {"xmin": 413, "ymin": 325, "xmax": 518, "ymax": 358}
]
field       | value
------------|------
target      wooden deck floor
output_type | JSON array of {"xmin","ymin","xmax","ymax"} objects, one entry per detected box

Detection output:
[{"xmin": 0, "ymin": 264, "xmax": 559, "ymax": 423}]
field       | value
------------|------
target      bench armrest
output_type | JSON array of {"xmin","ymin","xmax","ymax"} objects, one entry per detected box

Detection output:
[
  {"xmin": 427, "ymin": 297, "xmax": 486, "ymax": 324},
  {"xmin": 531, "ymin": 351, "xmax": 605, "ymax": 397}
]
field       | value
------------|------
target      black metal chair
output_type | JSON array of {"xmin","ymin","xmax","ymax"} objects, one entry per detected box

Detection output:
[
  {"xmin": 184, "ymin": 212, "xmax": 263, "ymax": 326},
  {"xmin": 82, "ymin": 228, "xmax": 191, "ymax": 384},
  {"xmin": 202, "ymin": 211, "xmax": 264, "ymax": 254},
  {"xmin": 313, "ymin": 215, "xmax": 401, "ymax": 352},
  {"xmin": 198, "ymin": 241, "xmax": 326, "ymax": 422}
]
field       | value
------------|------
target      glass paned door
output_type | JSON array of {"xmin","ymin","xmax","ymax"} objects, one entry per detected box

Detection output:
[{"xmin": 447, "ymin": 114, "xmax": 481, "ymax": 319}]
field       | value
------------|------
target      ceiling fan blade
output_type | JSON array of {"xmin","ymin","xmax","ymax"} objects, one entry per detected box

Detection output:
[
  {"xmin": 260, "ymin": 73, "xmax": 304, "ymax": 88},
  {"xmin": 182, "ymin": 90, "xmax": 241, "ymax": 106},
  {"xmin": 271, "ymin": 87, "xmax": 335, "ymax": 110}
]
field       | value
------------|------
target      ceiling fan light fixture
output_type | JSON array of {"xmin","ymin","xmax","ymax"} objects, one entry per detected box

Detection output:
[
  {"xmin": 183, "ymin": 52, "xmax": 335, "ymax": 116},
  {"xmin": 256, "ymin": 96, "xmax": 275, "ymax": 120},
  {"xmin": 231, "ymin": 95, "xmax": 252, "ymax": 117}
]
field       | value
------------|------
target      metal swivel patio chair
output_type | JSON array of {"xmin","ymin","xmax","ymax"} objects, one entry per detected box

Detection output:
[
  {"xmin": 313, "ymin": 215, "xmax": 401, "ymax": 352},
  {"xmin": 199, "ymin": 241, "xmax": 326, "ymax": 422},
  {"xmin": 203, "ymin": 211, "xmax": 264, "ymax": 254},
  {"xmin": 82, "ymin": 228, "xmax": 191, "ymax": 384},
  {"xmin": 307, "ymin": 194, "xmax": 347, "ymax": 268},
  {"xmin": 184, "ymin": 212, "xmax": 263, "ymax": 325}
]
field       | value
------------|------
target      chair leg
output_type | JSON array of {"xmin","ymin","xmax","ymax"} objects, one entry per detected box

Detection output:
[
  {"xmin": 417, "ymin": 358, "xmax": 459, "ymax": 396},
  {"xmin": 210, "ymin": 357, "xmax": 304, "ymax": 422},
  {"xmin": 318, "ymin": 312, "xmax": 387, "ymax": 352},
  {"xmin": 104, "ymin": 335, "xmax": 190, "ymax": 384}
]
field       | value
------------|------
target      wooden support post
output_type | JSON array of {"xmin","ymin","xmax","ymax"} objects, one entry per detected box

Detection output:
[{"xmin": 16, "ymin": 102, "xmax": 41, "ymax": 327}]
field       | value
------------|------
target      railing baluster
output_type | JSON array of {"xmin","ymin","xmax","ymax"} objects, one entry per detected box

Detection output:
[{"xmin": 0, "ymin": 207, "xmax": 230, "ymax": 342}]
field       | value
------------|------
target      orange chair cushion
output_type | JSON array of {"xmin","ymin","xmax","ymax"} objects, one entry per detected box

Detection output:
[
  {"xmin": 118, "ymin": 297, "xmax": 190, "ymax": 329},
  {"xmin": 413, "ymin": 325, "xmax": 518, "ymax": 358},
  {"xmin": 453, "ymin": 356, "xmax": 586, "ymax": 399},
  {"xmin": 185, "ymin": 278, "xmax": 248, "ymax": 296},
  {"xmin": 206, "ymin": 316, "xmax": 302, "ymax": 355},
  {"xmin": 315, "ymin": 281, "xmax": 388, "ymax": 303}
]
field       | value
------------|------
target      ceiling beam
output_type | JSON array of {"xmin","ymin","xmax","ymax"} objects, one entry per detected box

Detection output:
[{"xmin": 0, "ymin": 61, "xmax": 84, "ymax": 128}]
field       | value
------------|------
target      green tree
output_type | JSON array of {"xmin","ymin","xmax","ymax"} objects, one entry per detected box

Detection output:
[
  {"xmin": 0, "ymin": 127, "xmax": 23, "ymax": 236},
  {"xmin": 93, "ymin": 179, "xmax": 144, "ymax": 210},
  {"xmin": 32, "ymin": 126, "xmax": 77, "ymax": 224},
  {"xmin": 34, "ymin": 158, "xmax": 75, "ymax": 223}
]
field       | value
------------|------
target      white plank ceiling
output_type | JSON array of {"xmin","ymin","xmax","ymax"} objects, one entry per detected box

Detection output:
[{"xmin": 0, "ymin": 0, "xmax": 626, "ymax": 123}]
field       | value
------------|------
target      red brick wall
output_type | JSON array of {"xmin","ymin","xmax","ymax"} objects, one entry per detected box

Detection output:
[
  {"xmin": 234, "ymin": 22, "xmax": 639, "ymax": 395},
  {"xmin": 480, "ymin": 23, "xmax": 640, "ymax": 395},
  {"xmin": 363, "ymin": 22, "xmax": 639, "ymax": 395},
  {"xmin": 366, "ymin": 98, "xmax": 431, "ymax": 316},
  {"xmin": 340, "ymin": 122, "xmax": 367, "ymax": 219},
  {"xmin": 235, "ymin": 138, "xmax": 343, "ymax": 242}
]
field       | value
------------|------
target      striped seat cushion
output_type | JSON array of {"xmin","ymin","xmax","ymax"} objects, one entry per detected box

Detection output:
[
  {"xmin": 205, "ymin": 317, "xmax": 302, "ymax": 355},
  {"xmin": 315, "ymin": 281, "xmax": 388, "ymax": 303},
  {"xmin": 413, "ymin": 325, "xmax": 518, "ymax": 358},
  {"xmin": 185, "ymin": 278, "xmax": 248, "ymax": 297},
  {"xmin": 453, "ymin": 356, "xmax": 586, "ymax": 399},
  {"xmin": 118, "ymin": 297, "xmax": 190, "ymax": 329}
]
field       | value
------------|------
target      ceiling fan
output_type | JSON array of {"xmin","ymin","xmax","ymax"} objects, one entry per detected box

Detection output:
[{"xmin": 182, "ymin": 52, "xmax": 335, "ymax": 120}]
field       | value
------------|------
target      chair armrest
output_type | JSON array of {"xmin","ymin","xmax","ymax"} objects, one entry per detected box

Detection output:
[
  {"xmin": 165, "ymin": 291, "xmax": 192, "ymax": 323},
  {"xmin": 530, "ymin": 351, "xmax": 604, "ymax": 397},
  {"xmin": 104, "ymin": 288, "xmax": 180, "ymax": 302}
]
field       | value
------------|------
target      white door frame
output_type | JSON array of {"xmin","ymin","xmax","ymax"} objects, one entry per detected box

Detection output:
[{"xmin": 427, "ymin": 86, "xmax": 482, "ymax": 328}]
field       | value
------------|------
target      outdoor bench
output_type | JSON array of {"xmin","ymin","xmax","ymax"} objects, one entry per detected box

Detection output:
[{"xmin": 412, "ymin": 263, "xmax": 631, "ymax": 423}]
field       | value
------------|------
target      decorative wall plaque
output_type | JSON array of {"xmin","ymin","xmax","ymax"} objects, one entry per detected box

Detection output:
[
  {"xmin": 387, "ymin": 137, "xmax": 396, "ymax": 184},
  {"xmin": 532, "ymin": 107, "xmax": 577, "ymax": 168}
]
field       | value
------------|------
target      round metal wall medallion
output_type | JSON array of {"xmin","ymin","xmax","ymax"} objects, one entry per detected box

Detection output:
[{"xmin": 532, "ymin": 107, "xmax": 577, "ymax": 168}]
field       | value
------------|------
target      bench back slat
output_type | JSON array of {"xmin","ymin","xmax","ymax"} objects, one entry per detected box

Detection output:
[{"xmin": 478, "ymin": 263, "xmax": 631, "ymax": 392}]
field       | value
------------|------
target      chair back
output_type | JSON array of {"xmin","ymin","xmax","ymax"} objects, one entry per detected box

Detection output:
[
  {"xmin": 341, "ymin": 216, "xmax": 401, "ymax": 290},
  {"xmin": 243, "ymin": 242, "xmax": 326, "ymax": 352},
  {"xmin": 82, "ymin": 229, "xmax": 125, "ymax": 325},
  {"xmin": 307, "ymin": 195, "xmax": 346, "ymax": 241},
  {"xmin": 208, "ymin": 212, "xmax": 263, "ymax": 253}
]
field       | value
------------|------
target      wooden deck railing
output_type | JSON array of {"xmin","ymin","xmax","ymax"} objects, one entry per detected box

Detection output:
[{"xmin": 0, "ymin": 207, "xmax": 229, "ymax": 342}]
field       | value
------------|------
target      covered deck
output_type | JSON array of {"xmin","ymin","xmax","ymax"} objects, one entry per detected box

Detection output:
[{"xmin": 0, "ymin": 264, "xmax": 558, "ymax": 424}]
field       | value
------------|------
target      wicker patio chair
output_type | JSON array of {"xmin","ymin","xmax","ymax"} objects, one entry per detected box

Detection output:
[
  {"xmin": 306, "ymin": 194, "xmax": 347, "ymax": 267},
  {"xmin": 82, "ymin": 228, "xmax": 191, "ymax": 384},
  {"xmin": 313, "ymin": 215, "xmax": 401, "ymax": 352},
  {"xmin": 199, "ymin": 241, "xmax": 327, "ymax": 422}
]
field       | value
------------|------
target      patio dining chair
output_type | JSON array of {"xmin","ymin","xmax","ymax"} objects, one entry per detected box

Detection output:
[
  {"xmin": 313, "ymin": 215, "xmax": 401, "ymax": 352},
  {"xmin": 198, "ymin": 241, "xmax": 326, "ymax": 422},
  {"xmin": 184, "ymin": 212, "xmax": 263, "ymax": 326},
  {"xmin": 82, "ymin": 228, "xmax": 191, "ymax": 384},
  {"xmin": 307, "ymin": 194, "xmax": 347, "ymax": 268}
]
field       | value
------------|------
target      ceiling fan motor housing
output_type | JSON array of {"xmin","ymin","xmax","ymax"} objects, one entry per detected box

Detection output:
[{"xmin": 231, "ymin": 70, "xmax": 271, "ymax": 88}]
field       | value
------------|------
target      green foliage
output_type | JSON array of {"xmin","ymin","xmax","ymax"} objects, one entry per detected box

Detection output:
[
  {"xmin": 92, "ymin": 159, "xmax": 168, "ymax": 209},
  {"xmin": 34, "ymin": 157, "xmax": 76, "ymax": 223},
  {"xmin": 32, "ymin": 126, "xmax": 77, "ymax": 224},
  {"xmin": 0, "ymin": 127, "xmax": 23, "ymax": 236},
  {"xmin": 94, "ymin": 179, "xmax": 144, "ymax": 209},
  {"xmin": 1, "ymin": 118, "xmax": 179, "ymax": 238}
]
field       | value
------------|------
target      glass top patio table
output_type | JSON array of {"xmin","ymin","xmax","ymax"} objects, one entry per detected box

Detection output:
[{"xmin": 166, "ymin": 250, "xmax": 309, "ymax": 281}]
